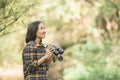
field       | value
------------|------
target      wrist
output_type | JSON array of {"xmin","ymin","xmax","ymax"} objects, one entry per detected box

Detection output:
[
  {"xmin": 37, "ymin": 56, "xmax": 48, "ymax": 65},
  {"xmin": 43, "ymin": 56, "xmax": 48, "ymax": 60}
]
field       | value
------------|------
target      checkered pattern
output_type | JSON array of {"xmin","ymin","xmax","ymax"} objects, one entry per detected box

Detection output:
[{"xmin": 22, "ymin": 41, "xmax": 48, "ymax": 80}]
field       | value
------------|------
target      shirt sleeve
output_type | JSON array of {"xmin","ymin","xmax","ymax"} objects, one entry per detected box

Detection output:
[{"xmin": 22, "ymin": 45, "xmax": 39, "ymax": 71}]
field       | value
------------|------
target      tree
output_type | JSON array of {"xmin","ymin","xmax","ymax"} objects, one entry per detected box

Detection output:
[
  {"xmin": 95, "ymin": 0, "xmax": 120, "ymax": 44},
  {"xmin": 0, "ymin": 0, "xmax": 39, "ymax": 37}
]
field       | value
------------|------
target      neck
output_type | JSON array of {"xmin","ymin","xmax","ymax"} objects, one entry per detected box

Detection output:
[{"xmin": 35, "ymin": 38, "xmax": 42, "ymax": 45}]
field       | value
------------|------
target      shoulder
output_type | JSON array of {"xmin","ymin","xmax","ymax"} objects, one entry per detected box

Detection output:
[
  {"xmin": 23, "ymin": 41, "xmax": 35, "ymax": 53},
  {"xmin": 26, "ymin": 41, "xmax": 35, "ymax": 47}
]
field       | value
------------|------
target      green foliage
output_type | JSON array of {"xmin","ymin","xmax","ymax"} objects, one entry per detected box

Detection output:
[
  {"xmin": 0, "ymin": 30, "xmax": 24, "ymax": 65},
  {"xmin": 0, "ymin": 0, "xmax": 120, "ymax": 80},
  {"xmin": 0, "ymin": 0, "xmax": 39, "ymax": 36},
  {"xmin": 63, "ymin": 41, "xmax": 120, "ymax": 80},
  {"xmin": 63, "ymin": 62, "xmax": 89, "ymax": 80},
  {"xmin": 100, "ymin": 0, "xmax": 120, "ymax": 18}
]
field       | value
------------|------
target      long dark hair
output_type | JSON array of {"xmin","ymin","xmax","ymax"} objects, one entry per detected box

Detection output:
[{"xmin": 26, "ymin": 21, "xmax": 41, "ymax": 43}]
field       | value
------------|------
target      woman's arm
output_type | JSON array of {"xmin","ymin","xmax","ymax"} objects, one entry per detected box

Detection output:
[
  {"xmin": 22, "ymin": 45, "xmax": 52, "ymax": 71},
  {"xmin": 46, "ymin": 54, "xmax": 56, "ymax": 65},
  {"xmin": 38, "ymin": 45, "xmax": 54, "ymax": 65}
]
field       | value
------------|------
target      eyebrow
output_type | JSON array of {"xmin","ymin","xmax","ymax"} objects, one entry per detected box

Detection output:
[{"xmin": 40, "ymin": 26, "xmax": 45, "ymax": 29}]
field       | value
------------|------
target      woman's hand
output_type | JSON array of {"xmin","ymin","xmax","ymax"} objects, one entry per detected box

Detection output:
[
  {"xmin": 38, "ymin": 46, "xmax": 54, "ymax": 65},
  {"xmin": 44, "ymin": 46, "xmax": 54, "ymax": 60}
]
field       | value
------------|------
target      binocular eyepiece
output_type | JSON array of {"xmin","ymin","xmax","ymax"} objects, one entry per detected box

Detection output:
[{"xmin": 47, "ymin": 44, "xmax": 64, "ymax": 61}]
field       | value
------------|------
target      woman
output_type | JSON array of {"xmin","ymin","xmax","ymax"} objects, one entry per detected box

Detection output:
[{"xmin": 22, "ymin": 21, "xmax": 55, "ymax": 80}]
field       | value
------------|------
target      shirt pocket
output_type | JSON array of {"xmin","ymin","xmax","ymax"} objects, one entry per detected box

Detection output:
[{"xmin": 36, "ymin": 48, "xmax": 46, "ymax": 60}]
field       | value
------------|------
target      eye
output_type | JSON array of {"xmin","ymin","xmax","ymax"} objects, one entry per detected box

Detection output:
[{"xmin": 41, "ymin": 27, "xmax": 45, "ymax": 30}]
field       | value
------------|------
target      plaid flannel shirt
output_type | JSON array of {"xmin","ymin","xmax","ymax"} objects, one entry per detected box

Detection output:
[{"xmin": 22, "ymin": 41, "xmax": 48, "ymax": 80}]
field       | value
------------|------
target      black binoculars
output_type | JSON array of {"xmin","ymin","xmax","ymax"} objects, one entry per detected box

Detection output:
[{"xmin": 48, "ymin": 44, "xmax": 64, "ymax": 61}]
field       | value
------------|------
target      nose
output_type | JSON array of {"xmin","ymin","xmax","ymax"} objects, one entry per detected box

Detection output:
[{"xmin": 43, "ymin": 29, "xmax": 46, "ymax": 34}]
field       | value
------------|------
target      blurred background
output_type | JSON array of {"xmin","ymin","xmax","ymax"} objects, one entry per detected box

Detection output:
[{"xmin": 0, "ymin": 0, "xmax": 120, "ymax": 80}]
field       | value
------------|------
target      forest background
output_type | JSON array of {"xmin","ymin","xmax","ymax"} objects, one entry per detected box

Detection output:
[{"xmin": 0, "ymin": 0, "xmax": 120, "ymax": 80}]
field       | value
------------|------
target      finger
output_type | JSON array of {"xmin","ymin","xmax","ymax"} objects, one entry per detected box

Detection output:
[
  {"xmin": 47, "ymin": 46, "xmax": 51, "ymax": 50},
  {"xmin": 48, "ymin": 47, "xmax": 54, "ymax": 51},
  {"xmin": 50, "ymin": 48, "xmax": 54, "ymax": 52},
  {"xmin": 52, "ymin": 54, "xmax": 57, "ymax": 58},
  {"xmin": 46, "ymin": 47, "xmax": 52, "ymax": 52}
]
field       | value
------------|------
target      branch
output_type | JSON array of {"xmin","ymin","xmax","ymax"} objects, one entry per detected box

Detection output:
[
  {"xmin": 0, "ymin": 3, "xmax": 37, "ymax": 33},
  {"xmin": 0, "ymin": 30, "xmax": 18, "ymax": 37}
]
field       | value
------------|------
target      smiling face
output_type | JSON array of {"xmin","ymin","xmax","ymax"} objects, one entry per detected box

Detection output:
[{"xmin": 36, "ymin": 23, "xmax": 46, "ymax": 39}]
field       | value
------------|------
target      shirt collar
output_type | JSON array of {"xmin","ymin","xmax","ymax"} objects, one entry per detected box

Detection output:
[{"xmin": 33, "ymin": 41, "xmax": 45, "ymax": 47}]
